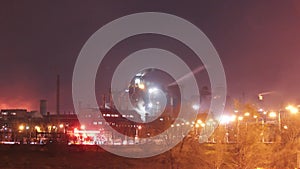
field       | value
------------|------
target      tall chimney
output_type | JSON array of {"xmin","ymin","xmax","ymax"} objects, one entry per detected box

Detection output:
[
  {"xmin": 102, "ymin": 94, "xmax": 106, "ymax": 108},
  {"xmin": 56, "ymin": 75, "xmax": 60, "ymax": 115},
  {"xmin": 40, "ymin": 100, "xmax": 47, "ymax": 116}
]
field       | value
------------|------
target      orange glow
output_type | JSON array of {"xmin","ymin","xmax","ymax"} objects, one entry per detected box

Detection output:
[
  {"xmin": 19, "ymin": 125, "xmax": 24, "ymax": 130},
  {"xmin": 0, "ymin": 102, "xmax": 33, "ymax": 111},
  {"xmin": 269, "ymin": 112, "xmax": 277, "ymax": 118}
]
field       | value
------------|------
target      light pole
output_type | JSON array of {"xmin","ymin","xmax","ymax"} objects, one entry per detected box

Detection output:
[
  {"xmin": 135, "ymin": 125, "xmax": 142, "ymax": 143},
  {"xmin": 237, "ymin": 116, "xmax": 243, "ymax": 143}
]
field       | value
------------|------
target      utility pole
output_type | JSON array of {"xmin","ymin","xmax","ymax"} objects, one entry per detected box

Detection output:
[{"xmin": 56, "ymin": 75, "xmax": 60, "ymax": 115}]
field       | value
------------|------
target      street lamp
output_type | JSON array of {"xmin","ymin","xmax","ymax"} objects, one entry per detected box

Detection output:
[
  {"xmin": 269, "ymin": 112, "xmax": 277, "ymax": 118},
  {"xmin": 195, "ymin": 123, "xmax": 200, "ymax": 135},
  {"xmin": 135, "ymin": 126, "xmax": 142, "ymax": 143},
  {"xmin": 238, "ymin": 116, "xmax": 243, "ymax": 121},
  {"xmin": 19, "ymin": 125, "xmax": 24, "ymax": 131},
  {"xmin": 244, "ymin": 112, "xmax": 250, "ymax": 117},
  {"xmin": 34, "ymin": 126, "xmax": 41, "ymax": 132},
  {"xmin": 285, "ymin": 105, "xmax": 299, "ymax": 114},
  {"xmin": 268, "ymin": 111, "xmax": 282, "ymax": 132}
]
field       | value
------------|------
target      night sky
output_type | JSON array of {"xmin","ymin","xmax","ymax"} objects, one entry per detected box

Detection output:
[{"xmin": 1, "ymin": 1, "xmax": 300, "ymax": 112}]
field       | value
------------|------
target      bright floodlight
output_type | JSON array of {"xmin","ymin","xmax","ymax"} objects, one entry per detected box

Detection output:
[
  {"xmin": 238, "ymin": 116, "xmax": 243, "ymax": 121},
  {"xmin": 269, "ymin": 112, "xmax": 277, "ymax": 118},
  {"xmin": 220, "ymin": 115, "xmax": 236, "ymax": 124},
  {"xmin": 35, "ymin": 126, "xmax": 41, "ymax": 132},
  {"xmin": 19, "ymin": 125, "xmax": 24, "ymax": 130},
  {"xmin": 244, "ymin": 112, "xmax": 250, "ymax": 117},
  {"xmin": 285, "ymin": 105, "xmax": 299, "ymax": 114}
]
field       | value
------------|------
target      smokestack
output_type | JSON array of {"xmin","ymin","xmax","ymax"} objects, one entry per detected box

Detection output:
[
  {"xmin": 56, "ymin": 75, "xmax": 60, "ymax": 115},
  {"xmin": 102, "ymin": 94, "xmax": 106, "ymax": 108},
  {"xmin": 40, "ymin": 100, "xmax": 47, "ymax": 116}
]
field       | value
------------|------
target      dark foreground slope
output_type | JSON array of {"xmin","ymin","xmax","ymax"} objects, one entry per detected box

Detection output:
[{"xmin": 0, "ymin": 144, "xmax": 171, "ymax": 169}]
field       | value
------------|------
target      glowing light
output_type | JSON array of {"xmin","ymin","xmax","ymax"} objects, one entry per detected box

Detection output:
[
  {"xmin": 244, "ymin": 112, "xmax": 250, "ymax": 117},
  {"xmin": 220, "ymin": 115, "xmax": 236, "ymax": 124},
  {"xmin": 238, "ymin": 116, "xmax": 243, "ymax": 121},
  {"xmin": 192, "ymin": 104, "xmax": 200, "ymax": 111},
  {"xmin": 283, "ymin": 125, "xmax": 288, "ymax": 130},
  {"xmin": 138, "ymin": 83, "xmax": 145, "ymax": 89},
  {"xmin": 35, "ymin": 126, "xmax": 41, "ymax": 132},
  {"xmin": 80, "ymin": 125, "xmax": 85, "ymax": 130},
  {"xmin": 231, "ymin": 115, "xmax": 237, "ymax": 121},
  {"xmin": 285, "ymin": 105, "xmax": 299, "ymax": 114},
  {"xmin": 269, "ymin": 112, "xmax": 277, "ymax": 118},
  {"xmin": 59, "ymin": 124, "xmax": 64, "ymax": 128},
  {"xmin": 19, "ymin": 125, "xmax": 24, "ymax": 131}
]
